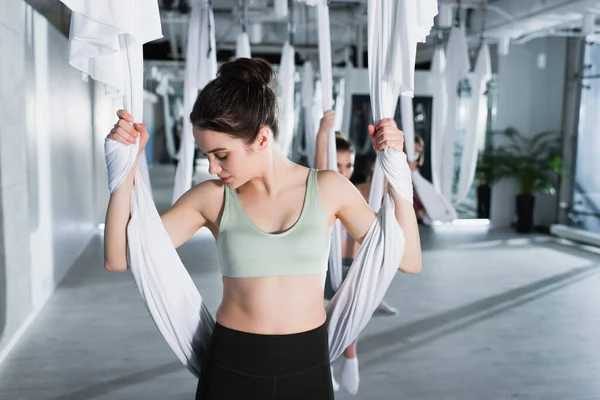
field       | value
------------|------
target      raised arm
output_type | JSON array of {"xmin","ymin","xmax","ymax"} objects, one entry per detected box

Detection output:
[
  {"xmin": 368, "ymin": 119, "xmax": 422, "ymax": 273},
  {"xmin": 314, "ymin": 110, "xmax": 335, "ymax": 170},
  {"xmin": 104, "ymin": 110, "xmax": 146, "ymax": 272},
  {"xmin": 103, "ymin": 110, "xmax": 210, "ymax": 272}
]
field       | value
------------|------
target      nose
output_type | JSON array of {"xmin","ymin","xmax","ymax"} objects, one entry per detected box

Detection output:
[
  {"xmin": 208, "ymin": 162, "xmax": 221, "ymax": 176},
  {"xmin": 208, "ymin": 159, "xmax": 221, "ymax": 176}
]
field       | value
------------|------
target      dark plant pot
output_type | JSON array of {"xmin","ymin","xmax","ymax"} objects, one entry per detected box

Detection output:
[
  {"xmin": 515, "ymin": 195, "xmax": 535, "ymax": 233},
  {"xmin": 477, "ymin": 184, "xmax": 491, "ymax": 219}
]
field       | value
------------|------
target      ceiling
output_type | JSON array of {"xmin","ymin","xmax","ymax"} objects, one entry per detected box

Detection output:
[{"xmin": 25, "ymin": 0, "xmax": 600, "ymax": 68}]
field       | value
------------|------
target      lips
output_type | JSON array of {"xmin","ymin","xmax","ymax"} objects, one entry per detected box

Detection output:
[{"xmin": 220, "ymin": 176, "xmax": 231, "ymax": 183}]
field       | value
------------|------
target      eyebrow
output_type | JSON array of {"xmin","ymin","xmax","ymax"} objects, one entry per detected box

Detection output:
[{"xmin": 205, "ymin": 147, "xmax": 227, "ymax": 154}]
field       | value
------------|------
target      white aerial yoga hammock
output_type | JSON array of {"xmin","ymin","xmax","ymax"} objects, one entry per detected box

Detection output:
[
  {"xmin": 102, "ymin": 0, "xmax": 417, "ymax": 374},
  {"xmin": 367, "ymin": 0, "xmax": 437, "ymax": 213},
  {"xmin": 155, "ymin": 77, "xmax": 179, "ymax": 161},
  {"xmin": 429, "ymin": 46, "xmax": 448, "ymax": 195},
  {"xmin": 172, "ymin": 0, "xmax": 217, "ymax": 204},
  {"xmin": 277, "ymin": 41, "xmax": 296, "ymax": 158},
  {"xmin": 235, "ymin": 32, "xmax": 252, "ymax": 59},
  {"xmin": 333, "ymin": 62, "xmax": 350, "ymax": 133},
  {"xmin": 440, "ymin": 25, "xmax": 470, "ymax": 201},
  {"xmin": 60, "ymin": 0, "xmax": 162, "ymax": 191},
  {"xmin": 455, "ymin": 44, "xmax": 491, "ymax": 204},
  {"xmin": 401, "ymin": 96, "xmax": 456, "ymax": 223},
  {"xmin": 301, "ymin": 61, "xmax": 317, "ymax": 168},
  {"xmin": 300, "ymin": 0, "xmax": 343, "ymax": 291}
]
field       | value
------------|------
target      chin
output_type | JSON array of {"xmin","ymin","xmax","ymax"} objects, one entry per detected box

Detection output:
[{"xmin": 226, "ymin": 177, "xmax": 246, "ymax": 189}]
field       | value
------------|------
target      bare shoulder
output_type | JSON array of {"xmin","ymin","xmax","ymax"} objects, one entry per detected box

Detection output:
[
  {"xmin": 316, "ymin": 170, "xmax": 366, "ymax": 215},
  {"xmin": 173, "ymin": 179, "xmax": 225, "ymax": 221},
  {"xmin": 316, "ymin": 170, "xmax": 353, "ymax": 193}
]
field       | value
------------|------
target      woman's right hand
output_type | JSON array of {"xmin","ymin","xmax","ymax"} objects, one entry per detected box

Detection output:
[
  {"xmin": 107, "ymin": 110, "xmax": 149, "ymax": 157},
  {"xmin": 317, "ymin": 110, "xmax": 335, "ymax": 136}
]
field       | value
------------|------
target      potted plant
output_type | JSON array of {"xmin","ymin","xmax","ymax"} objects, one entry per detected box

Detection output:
[
  {"xmin": 491, "ymin": 128, "xmax": 563, "ymax": 233},
  {"xmin": 474, "ymin": 152, "xmax": 503, "ymax": 219}
]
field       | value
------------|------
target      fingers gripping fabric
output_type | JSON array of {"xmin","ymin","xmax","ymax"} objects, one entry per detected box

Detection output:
[{"xmin": 105, "ymin": 139, "xmax": 213, "ymax": 378}]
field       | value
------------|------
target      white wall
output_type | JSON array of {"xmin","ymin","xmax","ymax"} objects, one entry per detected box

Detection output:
[
  {"xmin": 0, "ymin": 0, "xmax": 116, "ymax": 362},
  {"xmin": 492, "ymin": 37, "xmax": 568, "ymax": 228}
]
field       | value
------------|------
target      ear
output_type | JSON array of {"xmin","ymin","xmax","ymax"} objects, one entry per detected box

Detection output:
[{"xmin": 254, "ymin": 127, "xmax": 271, "ymax": 151}]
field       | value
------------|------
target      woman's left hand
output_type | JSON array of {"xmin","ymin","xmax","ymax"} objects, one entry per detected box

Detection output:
[{"xmin": 368, "ymin": 118, "xmax": 404, "ymax": 151}]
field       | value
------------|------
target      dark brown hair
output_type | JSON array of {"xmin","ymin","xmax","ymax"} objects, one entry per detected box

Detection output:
[
  {"xmin": 335, "ymin": 132, "xmax": 355, "ymax": 154},
  {"xmin": 190, "ymin": 57, "xmax": 279, "ymax": 144}
]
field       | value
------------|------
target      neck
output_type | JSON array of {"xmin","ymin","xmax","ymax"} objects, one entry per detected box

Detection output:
[{"xmin": 245, "ymin": 150, "xmax": 291, "ymax": 196}]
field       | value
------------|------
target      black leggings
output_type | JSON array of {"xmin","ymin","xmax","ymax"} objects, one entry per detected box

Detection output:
[{"xmin": 196, "ymin": 322, "xmax": 334, "ymax": 400}]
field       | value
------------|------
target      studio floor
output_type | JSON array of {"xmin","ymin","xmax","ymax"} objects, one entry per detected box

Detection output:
[{"xmin": 1, "ymin": 166, "xmax": 599, "ymax": 400}]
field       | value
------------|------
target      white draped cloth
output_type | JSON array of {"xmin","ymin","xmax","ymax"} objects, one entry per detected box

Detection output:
[
  {"xmin": 389, "ymin": 1, "xmax": 436, "ymax": 98},
  {"xmin": 312, "ymin": 79, "xmax": 324, "ymax": 145},
  {"xmin": 429, "ymin": 46, "xmax": 448, "ymax": 195},
  {"xmin": 456, "ymin": 44, "xmax": 491, "ymax": 204},
  {"xmin": 440, "ymin": 25, "xmax": 470, "ymax": 201},
  {"xmin": 297, "ymin": 0, "xmax": 344, "ymax": 290},
  {"xmin": 314, "ymin": 1, "xmax": 344, "ymax": 291},
  {"xmin": 301, "ymin": 61, "xmax": 317, "ymax": 168},
  {"xmin": 333, "ymin": 63, "xmax": 350, "ymax": 133},
  {"xmin": 235, "ymin": 32, "xmax": 252, "ymax": 59},
  {"xmin": 172, "ymin": 0, "xmax": 217, "ymax": 204},
  {"xmin": 367, "ymin": 0, "xmax": 437, "ymax": 213},
  {"xmin": 401, "ymin": 95, "xmax": 456, "ymax": 223},
  {"xmin": 155, "ymin": 77, "xmax": 179, "ymax": 161},
  {"xmin": 277, "ymin": 41, "xmax": 296, "ymax": 158},
  {"xmin": 60, "ymin": 0, "xmax": 162, "ymax": 191}
]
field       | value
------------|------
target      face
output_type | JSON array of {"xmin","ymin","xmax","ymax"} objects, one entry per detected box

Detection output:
[
  {"xmin": 336, "ymin": 150, "xmax": 355, "ymax": 180},
  {"xmin": 194, "ymin": 127, "xmax": 271, "ymax": 188}
]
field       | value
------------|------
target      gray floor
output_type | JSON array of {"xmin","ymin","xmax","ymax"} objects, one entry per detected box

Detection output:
[{"xmin": 1, "ymin": 165, "xmax": 600, "ymax": 400}]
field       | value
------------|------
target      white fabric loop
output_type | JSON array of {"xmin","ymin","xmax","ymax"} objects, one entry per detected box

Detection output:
[
  {"xmin": 104, "ymin": 136, "xmax": 408, "ymax": 368},
  {"xmin": 277, "ymin": 41, "xmax": 296, "ymax": 158},
  {"xmin": 456, "ymin": 44, "xmax": 491, "ymax": 204},
  {"xmin": 172, "ymin": 1, "xmax": 217, "ymax": 204}
]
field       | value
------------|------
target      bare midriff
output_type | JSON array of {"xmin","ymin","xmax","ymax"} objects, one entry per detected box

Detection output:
[{"xmin": 216, "ymin": 273, "xmax": 327, "ymax": 334}]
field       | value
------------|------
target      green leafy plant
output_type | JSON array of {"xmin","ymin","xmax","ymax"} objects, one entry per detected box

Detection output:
[
  {"xmin": 490, "ymin": 128, "xmax": 563, "ymax": 196},
  {"xmin": 475, "ymin": 152, "xmax": 504, "ymax": 186}
]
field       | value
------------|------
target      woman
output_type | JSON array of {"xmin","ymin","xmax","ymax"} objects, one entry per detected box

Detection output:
[{"xmin": 104, "ymin": 58, "xmax": 421, "ymax": 400}]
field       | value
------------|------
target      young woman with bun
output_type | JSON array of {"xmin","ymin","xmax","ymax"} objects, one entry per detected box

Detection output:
[{"xmin": 104, "ymin": 58, "xmax": 421, "ymax": 399}]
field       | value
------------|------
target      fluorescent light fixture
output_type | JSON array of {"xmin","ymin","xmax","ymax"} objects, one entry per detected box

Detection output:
[
  {"xmin": 431, "ymin": 219, "xmax": 490, "ymax": 233},
  {"xmin": 451, "ymin": 219, "xmax": 490, "ymax": 227}
]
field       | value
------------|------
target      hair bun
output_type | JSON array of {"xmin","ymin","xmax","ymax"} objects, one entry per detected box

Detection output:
[{"xmin": 218, "ymin": 57, "xmax": 275, "ymax": 87}]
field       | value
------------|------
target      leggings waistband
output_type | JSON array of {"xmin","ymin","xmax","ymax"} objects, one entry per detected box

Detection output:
[{"xmin": 207, "ymin": 322, "xmax": 330, "ymax": 377}]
